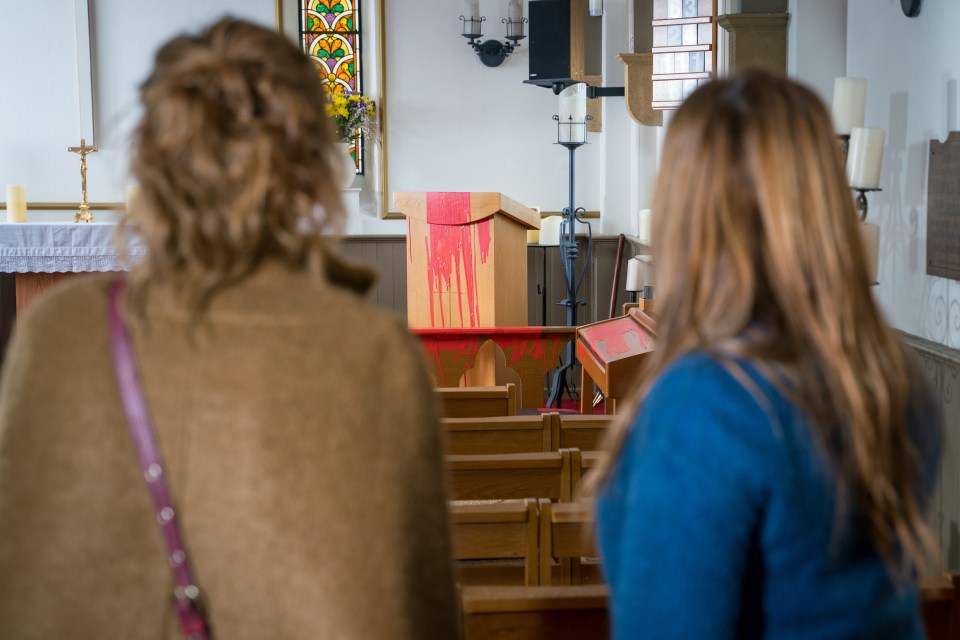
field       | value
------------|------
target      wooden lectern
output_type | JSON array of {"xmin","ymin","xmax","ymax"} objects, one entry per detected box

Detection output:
[
  {"xmin": 577, "ymin": 307, "xmax": 657, "ymax": 414},
  {"xmin": 394, "ymin": 192, "xmax": 540, "ymax": 329}
]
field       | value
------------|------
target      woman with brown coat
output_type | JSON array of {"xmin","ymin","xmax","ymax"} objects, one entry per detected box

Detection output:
[{"xmin": 0, "ymin": 17, "xmax": 460, "ymax": 639}]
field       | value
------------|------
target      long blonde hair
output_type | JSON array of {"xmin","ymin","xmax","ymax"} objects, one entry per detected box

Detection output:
[
  {"xmin": 124, "ymin": 17, "xmax": 345, "ymax": 318},
  {"xmin": 590, "ymin": 69, "xmax": 936, "ymax": 575}
]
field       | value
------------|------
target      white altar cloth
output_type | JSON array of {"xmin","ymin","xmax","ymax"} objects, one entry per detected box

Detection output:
[{"xmin": 0, "ymin": 223, "xmax": 144, "ymax": 273}]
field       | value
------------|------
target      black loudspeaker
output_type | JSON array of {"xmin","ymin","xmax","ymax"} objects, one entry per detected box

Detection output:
[{"xmin": 528, "ymin": 0, "xmax": 571, "ymax": 89}]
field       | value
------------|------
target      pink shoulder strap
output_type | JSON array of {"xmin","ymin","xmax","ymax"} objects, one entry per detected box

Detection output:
[{"xmin": 106, "ymin": 279, "xmax": 212, "ymax": 640}]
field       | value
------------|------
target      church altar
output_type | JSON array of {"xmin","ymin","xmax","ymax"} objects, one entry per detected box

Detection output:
[
  {"xmin": 0, "ymin": 223, "xmax": 145, "ymax": 273},
  {"xmin": 0, "ymin": 222, "xmax": 144, "ymax": 314},
  {"xmin": 0, "ymin": 190, "xmax": 364, "ymax": 313}
]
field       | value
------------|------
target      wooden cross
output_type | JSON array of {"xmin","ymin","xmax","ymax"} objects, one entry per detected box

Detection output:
[{"xmin": 68, "ymin": 138, "xmax": 98, "ymax": 223}]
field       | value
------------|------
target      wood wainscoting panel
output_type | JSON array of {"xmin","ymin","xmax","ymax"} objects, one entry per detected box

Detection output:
[{"xmin": 341, "ymin": 235, "xmax": 631, "ymax": 327}]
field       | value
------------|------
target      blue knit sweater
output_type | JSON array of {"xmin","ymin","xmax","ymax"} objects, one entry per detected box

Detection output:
[{"xmin": 596, "ymin": 352, "xmax": 937, "ymax": 640}]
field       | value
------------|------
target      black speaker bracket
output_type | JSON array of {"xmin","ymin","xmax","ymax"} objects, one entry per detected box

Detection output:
[{"xmin": 586, "ymin": 86, "xmax": 625, "ymax": 99}]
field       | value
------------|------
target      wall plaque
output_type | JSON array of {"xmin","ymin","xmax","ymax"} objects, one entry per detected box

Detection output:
[{"xmin": 928, "ymin": 131, "xmax": 960, "ymax": 281}]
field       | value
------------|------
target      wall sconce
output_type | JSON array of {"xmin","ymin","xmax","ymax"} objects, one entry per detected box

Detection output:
[
  {"xmin": 625, "ymin": 256, "xmax": 654, "ymax": 302},
  {"xmin": 589, "ymin": 0, "xmax": 603, "ymax": 16},
  {"xmin": 460, "ymin": 0, "xmax": 527, "ymax": 67},
  {"xmin": 833, "ymin": 77, "xmax": 882, "ymax": 285}
]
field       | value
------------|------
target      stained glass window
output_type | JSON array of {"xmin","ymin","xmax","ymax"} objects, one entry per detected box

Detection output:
[{"xmin": 300, "ymin": 0, "xmax": 364, "ymax": 173}]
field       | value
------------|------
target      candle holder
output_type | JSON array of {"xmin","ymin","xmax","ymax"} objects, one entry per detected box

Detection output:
[
  {"xmin": 459, "ymin": 15, "xmax": 526, "ymax": 67},
  {"xmin": 546, "ymin": 114, "xmax": 594, "ymax": 408},
  {"xmin": 852, "ymin": 187, "xmax": 880, "ymax": 222},
  {"xmin": 504, "ymin": 17, "xmax": 528, "ymax": 43},
  {"xmin": 838, "ymin": 134, "xmax": 850, "ymax": 163},
  {"xmin": 554, "ymin": 114, "xmax": 592, "ymax": 148}
]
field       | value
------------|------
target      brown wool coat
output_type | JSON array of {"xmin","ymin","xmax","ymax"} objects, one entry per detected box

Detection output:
[{"xmin": 0, "ymin": 255, "xmax": 461, "ymax": 639}]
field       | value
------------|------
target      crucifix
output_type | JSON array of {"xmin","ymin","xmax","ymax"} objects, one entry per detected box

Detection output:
[{"xmin": 68, "ymin": 138, "xmax": 98, "ymax": 223}]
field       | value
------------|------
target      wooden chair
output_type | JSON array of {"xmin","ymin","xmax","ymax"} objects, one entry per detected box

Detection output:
[
  {"xmin": 539, "ymin": 500, "xmax": 603, "ymax": 586},
  {"xmin": 450, "ymin": 499, "xmax": 541, "ymax": 586},
  {"xmin": 437, "ymin": 383, "xmax": 517, "ymax": 418},
  {"xmin": 552, "ymin": 414, "xmax": 615, "ymax": 452},
  {"xmin": 461, "ymin": 584, "xmax": 610, "ymax": 640},
  {"xmin": 447, "ymin": 449, "xmax": 580, "ymax": 502},
  {"xmin": 445, "ymin": 414, "xmax": 552, "ymax": 455},
  {"xmin": 921, "ymin": 574, "xmax": 960, "ymax": 640}
]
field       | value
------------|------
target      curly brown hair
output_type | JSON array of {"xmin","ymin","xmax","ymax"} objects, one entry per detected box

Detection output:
[{"xmin": 123, "ymin": 17, "xmax": 344, "ymax": 318}]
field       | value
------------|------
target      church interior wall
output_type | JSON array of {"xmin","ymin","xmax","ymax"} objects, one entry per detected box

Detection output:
[{"xmin": 845, "ymin": 0, "xmax": 960, "ymax": 349}]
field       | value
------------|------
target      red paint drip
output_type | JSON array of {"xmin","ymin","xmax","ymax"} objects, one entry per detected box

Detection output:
[
  {"xmin": 423, "ymin": 236, "xmax": 436, "ymax": 327},
  {"xmin": 477, "ymin": 217, "xmax": 492, "ymax": 264},
  {"xmin": 417, "ymin": 336, "xmax": 482, "ymax": 386},
  {"xmin": 424, "ymin": 192, "xmax": 481, "ymax": 327}
]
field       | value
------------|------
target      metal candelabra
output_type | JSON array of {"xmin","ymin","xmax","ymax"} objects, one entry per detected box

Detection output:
[{"xmin": 546, "ymin": 114, "xmax": 593, "ymax": 408}]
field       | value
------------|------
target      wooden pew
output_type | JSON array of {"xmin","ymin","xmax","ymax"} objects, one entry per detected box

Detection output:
[
  {"xmin": 445, "ymin": 414, "xmax": 553, "ymax": 455},
  {"xmin": 539, "ymin": 500, "xmax": 603, "ymax": 586},
  {"xmin": 922, "ymin": 574, "xmax": 960, "ymax": 640},
  {"xmin": 460, "ymin": 578, "xmax": 954, "ymax": 640},
  {"xmin": 552, "ymin": 414, "xmax": 615, "ymax": 452},
  {"xmin": 451, "ymin": 499, "xmax": 541, "ymax": 586},
  {"xmin": 447, "ymin": 449, "xmax": 580, "ymax": 502},
  {"xmin": 437, "ymin": 383, "xmax": 517, "ymax": 418},
  {"xmin": 461, "ymin": 584, "xmax": 610, "ymax": 640},
  {"xmin": 567, "ymin": 450, "xmax": 606, "ymax": 501}
]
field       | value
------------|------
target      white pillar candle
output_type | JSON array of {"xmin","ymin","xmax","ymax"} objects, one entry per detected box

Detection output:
[
  {"xmin": 637, "ymin": 208, "xmax": 652, "ymax": 245},
  {"xmin": 625, "ymin": 257, "xmax": 642, "ymax": 291},
  {"xmin": 832, "ymin": 77, "xmax": 867, "ymax": 135},
  {"xmin": 463, "ymin": 0, "xmax": 481, "ymax": 35},
  {"xmin": 464, "ymin": 0, "xmax": 479, "ymax": 20},
  {"xmin": 860, "ymin": 222, "xmax": 880, "ymax": 285},
  {"xmin": 509, "ymin": 0, "xmax": 522, "ymax": 22},
  {"xmin": 589, "ymin": 0, "xmax": 603, "ymax": 16},
  {"xmin": 626, "ymin": 256, "xmax": 654, "ymax": 292},
  {"xmin": 6, "ymin": 185, "xmax": 27, "ymax": 223},
  {"xmin": 539, "ymin": 215, "xmax": 562, "ymax": 246},
  {"xmin": 847, "ymin": 127, "xmax": 884, "ymax": 189},
  {"xmin": 125, "ymin": 184, "xmax": 140, "ymax": 214},
  {"xmin": 559, "ymin": 83, "xmax": 588, "ymax": 144}
]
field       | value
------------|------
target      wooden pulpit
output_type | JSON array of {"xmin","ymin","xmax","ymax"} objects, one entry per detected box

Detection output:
[
  {"xmin": 577, "ymin": 307, "xmax": 657, "ymax": 414},
  {"xmin": 394, "ymin": 192, "xmax": 540, "ymax": 329}
]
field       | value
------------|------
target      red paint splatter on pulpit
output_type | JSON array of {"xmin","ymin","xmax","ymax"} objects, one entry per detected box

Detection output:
[
  {"xmin": 426, "ymin": 192, "xmax": 472, "ymax": 225},
  {"xmin": 424, "ymin": 192, "xmax": 481, "ymax": 327}
]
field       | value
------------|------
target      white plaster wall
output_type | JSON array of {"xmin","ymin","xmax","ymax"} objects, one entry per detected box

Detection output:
[
  {"xmin": 846, "ymin": 0, "xmax": 960, "ymax": 348},
  {"xmin": 599, "ymin": 0, "xmax": 654, "ymax": 238},
  {"xmin": 91, "ymin": 0, "xmax": 275, "ymax": 195},
  {"xmin": 786, "ymin": 0, "xmax": 846, "ymax": 106},
  {"xmin": 0, "ymin": 0, "xmax": 275, "ymax": 222},
  {"xmin": 382, "ymin": 0, "xmax": 603, "ymax": 231},
  {"xmin": 0, "ymin": 2, "xmax": 88, "ymax": 203}
]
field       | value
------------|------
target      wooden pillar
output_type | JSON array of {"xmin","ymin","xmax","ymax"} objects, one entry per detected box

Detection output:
[{"xmin": 717, "ymin": 12, "xmax": 790, "ymax": 75}]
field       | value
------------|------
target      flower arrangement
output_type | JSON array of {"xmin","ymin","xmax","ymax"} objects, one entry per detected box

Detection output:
[{"xmin": 326, "ymin": 92, "xmax": 378, "ymax": 144}]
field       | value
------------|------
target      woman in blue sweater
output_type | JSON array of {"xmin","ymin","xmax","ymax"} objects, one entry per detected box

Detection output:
[{"xmin": 592, "ymin": 69, "xmax": 941, "ymax": 639}]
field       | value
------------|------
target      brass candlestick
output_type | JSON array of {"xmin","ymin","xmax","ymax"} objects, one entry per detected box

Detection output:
[{"xmin": 68, "ymin": 138, "xmax": 99, "ymax": 223}]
